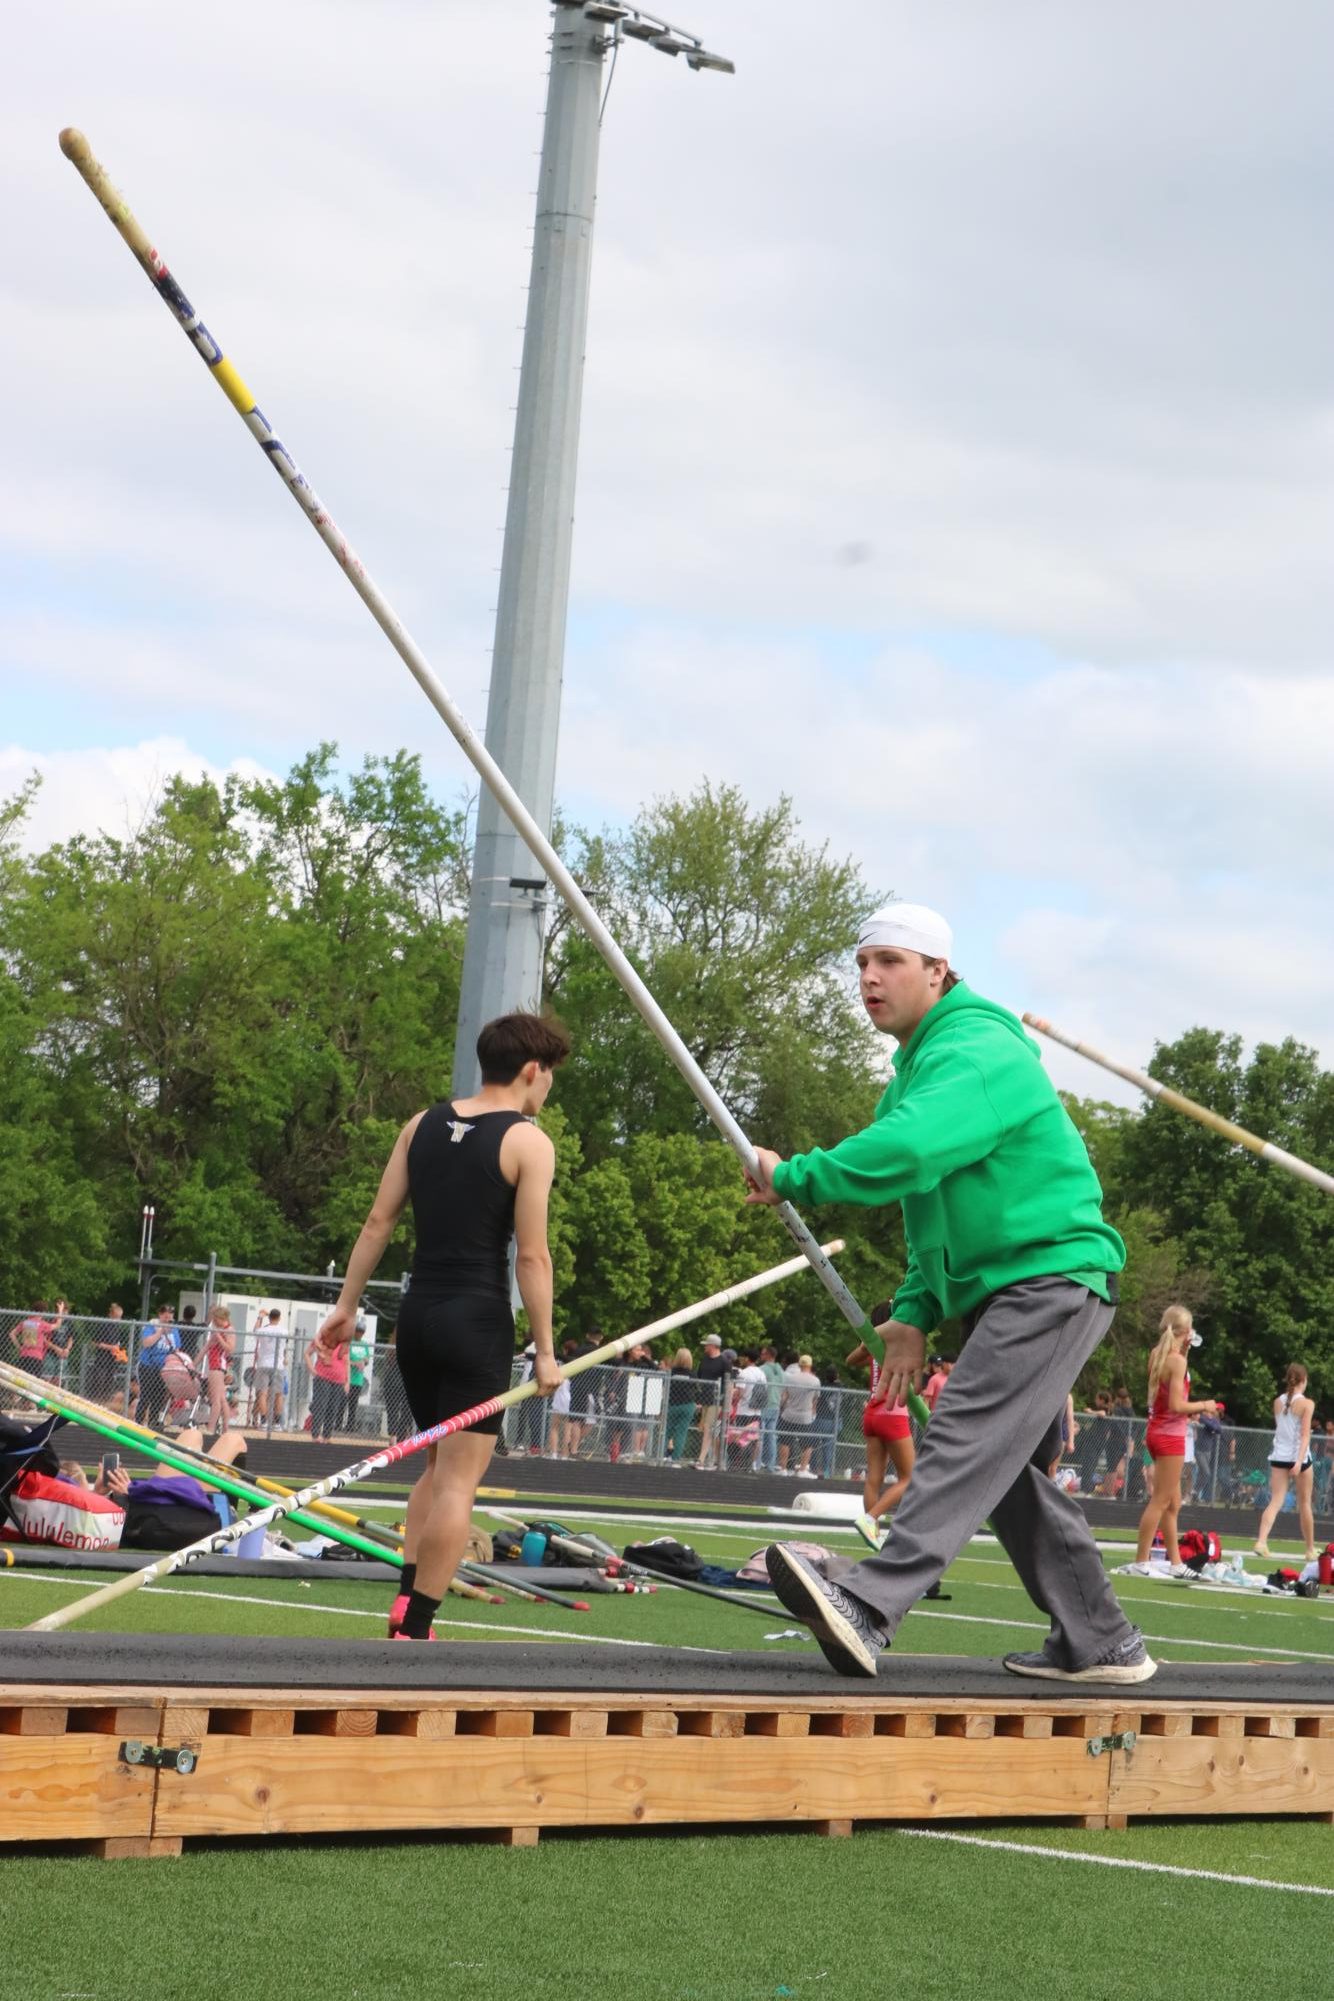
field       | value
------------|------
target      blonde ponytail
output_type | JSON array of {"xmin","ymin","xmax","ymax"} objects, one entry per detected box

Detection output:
[
  {"xmin": 1147, "ymin": 1305, "xmax": 1192, "ymax": 1404},
  {"xmin": 1283, "ymin": 1361, "xmax": 1307, "ymax": 1412}
]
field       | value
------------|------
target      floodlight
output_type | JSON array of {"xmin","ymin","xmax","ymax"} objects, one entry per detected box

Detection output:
[
  {"xmin": 620, "ymin": 20, "xmax": 660, "ymax": 39},
  {"xmin": 686, "ymin": 49, "xmax": 735, "ymax": 73}
]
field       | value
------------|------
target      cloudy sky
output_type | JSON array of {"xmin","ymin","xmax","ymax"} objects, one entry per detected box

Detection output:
[{"xmin": 6, "ymin": 1, "xmax": 1332, "ymax": 1107}]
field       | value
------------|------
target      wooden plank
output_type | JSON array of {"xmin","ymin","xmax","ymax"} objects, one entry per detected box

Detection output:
[
  {"xmin": 0, "ymin": 1737, "xmax": 154, "ymax": 1840},
  {"xmin": 1111, "ymin": 1734, "xmax": 1334, "ymax": 1818},
  {"xmin": 0, "ymin": 1706, "xmax": 70, "ymax": 1737},
  {"xmin": 90, "ymin": 1835, "xmax": 183, "ymax": 1860},
  {"xmin": 679, "ymin": 1712, "xmax": 746, "ymax": 1739},
  {"xmin": 457, "ymin": 1710, "xmax": 535, "ymax": 1738},
  {"xmin": 745, "ymin": 1713, "xmax": 811, "ymax": 1738},
  {"xmin": 159, "ymin": 1705, "xmax": 209, "ymax": 1740},
  {"xmin": 812, "ymin": 1713, "xmax": 874, "ymax": 1740},
  {"xmin": 813, "ymin": 1819, "xmax": 853, "ymax": 1837},
  {"xmin": 607, "ymin": 1710, "xmax": 677, "ymax": 1738},
  {"xmin": 534, "ymin": 1710, "xmax": 608, "ymax": 1739},
  {"xmin": 221, "ymin": 1709, "xmax": 297, "ymax": 1737},
  {"xmin": 150, "ymin": 1731, "xmax": 1113, "ymax": 1838},
  {"xmin": 66, "ymin": 1705, "xmax": 161, "ymax": 1737},
  {"xmin": 377, "ymin": 1709, "xmax": 456, "ymax": 1740}
]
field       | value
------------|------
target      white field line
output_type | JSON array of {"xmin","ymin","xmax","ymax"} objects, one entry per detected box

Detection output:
[
  {"xmin": 909, "ymin": 1605, "xmax": 1333, "ymax": 1662},
  {"xmin": 0, "ymin": 1572, "xmax": 728, "ymax": 1652},
  {"xmin": 897, "ymin": 1829, "xmax": 1334, "ymax": 1899},
  {"xmin": 956, "ymin": 1567, "xmax": 1334, "ymax": 1626}
]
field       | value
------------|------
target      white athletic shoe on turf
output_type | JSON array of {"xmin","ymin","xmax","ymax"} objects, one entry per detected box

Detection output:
[
  {"xmin": 1002, "ymin": 1626, "xmax": 1157, "ymax": 1684},
  {"xmin": 1169, "ymin": 1562, "xmax": 1192, "ymax": 1579},
  {"xmin": 1122, "ymin": 1561, "xmax": 1154, "ymax": 1577},
  {"xmin": 764, "ymin": 1543, "xmax": 887, "ymax": 1678},
  {"xmin": 854, "ymin": 1512, "xmax": 885, "ymax": 1550}
]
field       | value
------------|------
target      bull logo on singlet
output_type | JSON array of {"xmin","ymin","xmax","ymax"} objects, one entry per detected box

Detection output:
[{"xmin": 448, "ymin": 1120, "xmax": 475, "ymax": 1144}]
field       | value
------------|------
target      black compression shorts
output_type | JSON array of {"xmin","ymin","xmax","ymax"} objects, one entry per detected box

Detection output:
[{"xmin": 395, "ymin": 1287, "xmax": 515, "ymax": 1438}]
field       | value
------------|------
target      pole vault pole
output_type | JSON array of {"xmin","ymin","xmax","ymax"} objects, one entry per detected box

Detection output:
[
  {"xmin": 1024, "ymin": 1015, "xmax": 1334, "ymax": 1197},
  {"xmin": 56, "ymin": 130, "xmax": 926, "ymax": 1423},
  {"xmin": 21, "ymin": 1244, "xmax": 841, "ymax": 1631},
  {"xmin": 0, "ymin": 1359, "xmax": 394, "ymax": 1564}
]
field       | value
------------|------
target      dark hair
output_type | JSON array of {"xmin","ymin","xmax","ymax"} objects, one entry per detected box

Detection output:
[
  {"xmin": 870, "ymin": 1300, "xmax": 895, "ymax": 1323},
  {"xmin": 915, "ymin": 952, "xmax": 959, "ymax": 994},
  {"xmin": 477, "ymin": 1010, "xmax": 571, "ymax": 1085}
]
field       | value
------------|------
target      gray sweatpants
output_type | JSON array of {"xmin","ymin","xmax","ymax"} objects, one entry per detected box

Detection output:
[{"xmin": 826, "ymin": 1275, "xmax": 1133, "ymax": 1668}]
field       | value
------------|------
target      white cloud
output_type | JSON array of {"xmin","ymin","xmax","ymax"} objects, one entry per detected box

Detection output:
[{"xmin": 0, "ymin": 739, "xmax": 279, "ymax": 851}]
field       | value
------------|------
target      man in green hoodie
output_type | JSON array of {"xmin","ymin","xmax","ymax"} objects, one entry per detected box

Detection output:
[{"xmin": 745, "ymin": 901, "xmax": 1153, "ymax": 1684}]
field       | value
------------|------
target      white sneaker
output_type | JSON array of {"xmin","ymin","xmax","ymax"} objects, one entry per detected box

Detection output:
[
  {"xmin": 1123, "ymin": 1561, "xmax": 1154, "ymax": 1577},
  {"xmin": 1170, "ymin": 1562, "xmax": 1191, "ymax": 1579}
]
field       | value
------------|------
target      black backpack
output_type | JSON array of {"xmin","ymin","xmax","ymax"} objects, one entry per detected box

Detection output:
[
  {"xmin": 623, "ymin": 1538, "xmax": 703, "ymax": 1580},
  {"xmin": 0, "ymin": 1413, "xmax": 65, "ymax": 1534}
]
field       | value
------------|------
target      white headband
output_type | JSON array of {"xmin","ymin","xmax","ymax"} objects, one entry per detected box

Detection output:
[{"xmin": 856, "ymin": 901, "xmax": 953, "ymax": 962}]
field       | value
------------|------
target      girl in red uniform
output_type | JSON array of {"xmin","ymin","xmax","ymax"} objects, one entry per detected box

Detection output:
[
  {"xmin": 1129, "ymin": 1305, "xmax": 1217, "ymax": 1576},
  {"xmin": 848, "ymin": 1302, "xmax": 916, "ymax": 1549}
]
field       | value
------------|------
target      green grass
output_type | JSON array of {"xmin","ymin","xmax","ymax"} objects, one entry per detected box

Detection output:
[
  {"xmin": 3, "ymin": 1504, "xmax": 1332, "ymax": 2001},
  {"xmin": 5, "ymin": 1818, "xmax": 1333, "ymax": 2001}
]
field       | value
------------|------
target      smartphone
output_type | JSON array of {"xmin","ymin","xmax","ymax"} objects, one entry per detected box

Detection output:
[{"xmin": 100, "ymin": 1452, "xmax": 120, "ymax": 1478}]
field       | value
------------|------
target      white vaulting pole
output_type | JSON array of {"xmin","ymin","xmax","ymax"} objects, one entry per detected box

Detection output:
[
  {"xmin": 57, "ymin": 130, "xmax": 907, "ymax": 1380},
  {"xmin": 1024, "ymin": 1014, "xmax": 1334, "ymax": 1196},
  {"xmin": 22, "ymin": 1242, "xmax": 843, "ymax": 1632}
]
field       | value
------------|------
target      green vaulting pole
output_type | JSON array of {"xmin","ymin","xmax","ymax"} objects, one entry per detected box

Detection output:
[{"xmin": 57, "ymin": 129, "xmax": 923, "ymax": 1417}]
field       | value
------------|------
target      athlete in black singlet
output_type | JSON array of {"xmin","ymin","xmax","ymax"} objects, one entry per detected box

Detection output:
[{"xmin": 316, "ymin": 1011, "xmax": 570, "ymax": 1639}]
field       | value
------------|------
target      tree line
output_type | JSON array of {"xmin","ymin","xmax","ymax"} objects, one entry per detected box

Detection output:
[{"xmin": 2, "ymin": 748, "xmax": 1330, "ymax": 1419}]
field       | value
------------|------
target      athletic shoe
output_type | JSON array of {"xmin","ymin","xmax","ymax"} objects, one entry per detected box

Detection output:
[
  {"xmin": 1002, "ymin": 1626, "xmax": 1157, "ymax": 1684},
  {"xmin": 387, "ymin": 1592, "xmax": 409, "ymax": 1638},
  {"xmin": 1122, "ymin": 1560, "xmax": 1154, "ymax": 1577},
  {"xmin": 391, "ymin": 1629, "xmax": 438, "ymax": 1642},
  {"xmin": 853, "ymin": 1512, "xmax": 885, "ymax": 1550},
  {"xmin": 764, "ymin": 1543, "xmax": 887, "ymax": 1678},
  {"xmin": 1253, "ymin": 1541, "xmax": 1272, "ymax": 1558},
  {"xmin": 1169, "ymin": 1562, "xmax": 1192, "ymax": 1579}
]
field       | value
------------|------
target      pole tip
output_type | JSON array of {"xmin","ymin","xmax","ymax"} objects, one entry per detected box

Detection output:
[
  {"xmin": 59, "ymin": 127, "xmax": 90, "ymax": 163},
  {"xmin": 1023, "ymin": 1013, "xmax": 1048, "ymax": 1031},
  {"xmin": 825, "ymin": 1238, "xmax": 845, "ymax": 1254}
]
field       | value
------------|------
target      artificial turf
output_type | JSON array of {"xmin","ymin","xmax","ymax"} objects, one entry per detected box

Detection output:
[
  {"xmin": 3, "ymin": 1505, "xmax": 1332, "ymax": 2001},
  {"xmin": 6, "ymin": 1816, "xmax": 1333, "ymax": 2001}
]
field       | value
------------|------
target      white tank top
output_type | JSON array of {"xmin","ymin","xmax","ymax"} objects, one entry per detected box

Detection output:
[{"xmin": 1271, "ymin": 1398, "xmax": 1306, "ymax": 1463}]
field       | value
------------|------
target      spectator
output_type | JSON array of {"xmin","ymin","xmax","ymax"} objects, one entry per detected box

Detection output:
[
  {"xmin": 546, "ymin": 1337, "xmax": 578, "ymax": 1458},
  {"xmin": 136, "ymin": 1306, "xmax": 182, "ymax": 1432},
  {"xmin": 344, "ymin": 1318, "xmax": 371, "ymax": 1433},
  {"xmin": 250, "ymin": 1309, "xmax": 287, "ymax": 1427},
  {"xmin": 724, "ymin": 1352, "xmax": 763, "ymax": 1471},
  {"xmin": 178, "ymin": 1304, "xmax": 200, "ymax": 1360},
  {"xmin": 10, "ymin": 1302, "xmax": 66, "ymax": 1393},
  {"xmin": 1255, "ymin": 1364, "xmax": 1317, "ymax": 1562},
  {"xmin": 40, "ymin": 1302, "xmax": 72, "ymax": 1384},
  {"xmin": 1049, "ymin": 1393, "xmax": 1078, "ymax": 1481},
  {"xmin": 204, "ymin": 1307, "xmax": 236, "ymax": 1434},
  {"xmin": 811, "ymin": 1365, "xmax": 843, "ymax": 1480},
  {"xmin": 694, "ymin": 1333, "xmax": 728, "ymax": 1468},
  {"xmin": 664, "ymin": 1347, "xmax": 696, "ymax": 1465},
  {"xmin": 306, "ymin": 1335, "xmax": 348, "ymax": 1442},
  {"xmin": 624, "ymin": 1343, "xmax": 654, "ymax": 1461},
  {"xmin": 88, "ymin": 1304, "xmax": 131, "ymax": 1413},
  {"xmin": 1313, "ymin": 1416, "xmax": 1334, "ymax": 1515},
  {"xmin": 83, "ymin": 1425, "xmax": 251, "ymax": 1548},
  {"xmin": 564, "ymin": 1329, "xmax": 601, "ymax": 1460},
  {"xmin": 1128, "ymin": 1306, "xmax": 1218, "ymax": 1576},
  {"xmin": 922, "ymin": 1356, "xmax": 953, "ymax": 1409},
  {"xmin": 756, "ymin": 1343, "xmax": 785, "ymax": 1471},
  {"xmin": 382, "ymin": 1326, "xmax": 414, "ymax": 1442},
  {"xmin": 514, "ymin": 1340, "xmax": 547, "ymax": 1455},
  {"xmin": 777, "ymin": 1353, "xmax": 820, "ymax": 1477},
  {"xmin": 1110, "ymin": 1385, "xmax": 1145, "ymax": 1504}
]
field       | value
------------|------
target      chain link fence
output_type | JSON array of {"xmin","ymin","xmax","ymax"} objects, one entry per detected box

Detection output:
[{"xmin": 3, "ymin": 1306, "xmax": 1331, "ymax": 1519}]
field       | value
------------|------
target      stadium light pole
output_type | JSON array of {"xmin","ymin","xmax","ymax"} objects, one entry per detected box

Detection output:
[{"xmin": 452, "ymin": 2, "xmax": 734, "ymax": 1093}]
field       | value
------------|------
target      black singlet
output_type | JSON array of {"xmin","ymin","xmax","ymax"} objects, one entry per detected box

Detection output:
[{"xmin": 406, "ymin": 1101, "xmax": 526, "ymax": 1297}]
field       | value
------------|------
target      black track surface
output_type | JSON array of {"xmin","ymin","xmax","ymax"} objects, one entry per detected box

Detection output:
[
  {"xmin": 1, "ymin": 1547, "xmax": 396, "ymax": 1581},
  {"xmin": 0, "ymin": 1631, "xmax": 1329, "ymax": 1704}
]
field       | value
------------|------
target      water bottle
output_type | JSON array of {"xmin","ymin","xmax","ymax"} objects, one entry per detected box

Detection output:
[{"xmin": 520, "ymin": 1529, "xmax": 547, "ymax": 1568}]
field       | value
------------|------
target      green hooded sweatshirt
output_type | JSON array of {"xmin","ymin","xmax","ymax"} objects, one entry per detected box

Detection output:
[{"xmin": 771, "ymin": 982, "xmax": 1125, "ymax": 1332}]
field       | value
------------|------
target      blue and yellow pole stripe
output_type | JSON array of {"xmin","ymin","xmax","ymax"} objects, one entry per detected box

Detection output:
[{"xmin": 58, "ymin": 129, "xmax": 931, "ymax": 1423}]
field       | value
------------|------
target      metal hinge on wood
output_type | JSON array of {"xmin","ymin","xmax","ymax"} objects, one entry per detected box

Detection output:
[
  {"xmin": 119, "ymin": 1739, "xmax": 198, "ymax": 1775},
  {"xmin": 1086, "ymin": 1730, "xmax": 1137, "ymax": 1758}
]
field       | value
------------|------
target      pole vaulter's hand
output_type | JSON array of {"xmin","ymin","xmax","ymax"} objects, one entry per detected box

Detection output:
[
  {"xmin": 869, "ymin": 1321, "xmax": 926, "ymax": 1408},
  {"xmin": 743, "ymin": 1147, "xmax": 784, "ymax": 1205},
  {"xmin": 533, "ymin": 1351, "xmax": 562, "ymax": 1397},
  {"xmin": 314, "ymin": 1306, "xmax": 354, "ymax": 1352}
]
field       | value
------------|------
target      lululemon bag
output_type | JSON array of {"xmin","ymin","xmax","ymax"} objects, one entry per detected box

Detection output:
[{"xmin": 0, "ymin": 1471, "xmax": 125, "ymax": 1552}]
